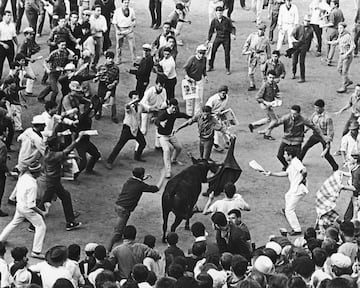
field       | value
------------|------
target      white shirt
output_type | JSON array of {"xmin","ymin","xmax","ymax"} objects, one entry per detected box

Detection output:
[
  {"xmin": 0, "ymin": 21, "xmax": 16, "ymax": 41},
  {"xmin": 17, "ymin": 128, "xmax": 45, "ymax": 168},
  {"xmin": 16, "ymin": 173, "xmax": 37, "ymax": 212},
  {"xmin": 286, "ymin": 157, "xmax": 308, "ymax": 195},
  {"xmin": 341, "ymin": 133, "xmax": 360, "ymax": 161},
  {"xmin": 29, "ymin": 261, "xmax": 73, "ymax": 288},
  {"xmin": 64, "ymin": 259, "xmax": 85, "ymax": 288},
  {"xmin": 89, "ymin": 14, "xmax": 107, "ymax": 37},
  {"xmin": 310, "ymin": 268, "xmax": 331, "ymax": 288},
  {"xmin": 140, "ymin": 87, "xmax": 167, "ymax": 112},
  {"xmin": 309, "ymin": 0, "xmax": 322, "ymax": 25},
  {"xmin": 206, "ymin": 93, "xmax": 228, "ymax": 114},
  {"xmin": 0, "ymin": 258, "xmax": 11, "ymax": 288},
  {"xmin": 138, "ymin": 282, "xmax": 152, "ymax": 288},
  {"xmin": 112, "ymin": 7, "xmax": 136, "ymax": 28},
  {"xmin": 159, "ymin": 56, "xmax": 176, "ymax": 79},
  {"xmin": 278, "ymin": 4, "xmax": 299, "ymax": 26},
  {"xmin": 208, "ymin": 194, "xmax": 249, "ymax": 215}
]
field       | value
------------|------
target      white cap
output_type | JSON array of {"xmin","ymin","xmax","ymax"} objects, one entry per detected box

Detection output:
[
  {"xmin": 23, "ymin": 27, "xmax": 35, "ymax": 34},
  {"xmin": 142, "ymin": 43, "xmax": 152, "ymax": 50},
  {"xmin": 31, "ymin": 115, "xmax": 45, "ymax": 125},
  {"xmin": 331, "ymin": 253, "xmax": 352, "ymax": 268},
  {"xmin": 64, "ymin": 63, "xmax": 76, "ymax": 71},
  {"xmin": 196, "ymin": 44, "xmax": 207, "ymax": 52},
  {"xmin": 265, "ymin": 241, "xmax": 282, "ymax": 255},
  {"xmin": 84, "ymin": 243, "xmax": 98, "ymax": 252},
  {"xmin": 253, "ymin": 255, "xmax": 275, "ymax": 274}
]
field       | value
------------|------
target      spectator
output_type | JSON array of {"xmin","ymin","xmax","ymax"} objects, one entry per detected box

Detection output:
[{"xmin": 165, "ymin": 232, "xmax": 185, "ymax": 273}]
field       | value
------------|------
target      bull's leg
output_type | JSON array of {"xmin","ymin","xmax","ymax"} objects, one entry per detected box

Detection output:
[
  {"xmin": 162, "ymin": 208, "xmax": 170, "ymax": 243},
  {"xmin": 170, "ymin": 215, "xmax": 183, "ymax": 232},
  {"xmin": 185, "ymin": 218, "xmax": 190, "ymax": 230}
]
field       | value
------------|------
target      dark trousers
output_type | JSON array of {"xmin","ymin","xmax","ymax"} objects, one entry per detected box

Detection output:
[
  {"xmin": 109, "ymin": 205, "xmax": 131, "ymax": 251},
  {"xmin": 200, "ymin": 138, "xmax": 214, "ymax": 160},
  {"xmin": 39, "ymin": 71, "xmax": 60, "ymax": 102},
  {"xmin": 25, "ymin": 8, "xmax": 38, "ymax": 34},
  {"xmin": 0, "ymin": 41, "xmax": 14, "ymax": 80},
  {"xmin": 277, "ymin": 142, "xmax": 301, "ymax": 169},
  {"xmin": 107, "ymin": 125, "xmax": 146, "ymax": 164},
  {"xmin": 40, "ymin": 181, "xmax": 75, "ymax": 223},
  {"xmin": 343, "ymin": 114, "xmax": 358, "ymax": 136},
  {"xmin": 292, "ymin": 48, "xmax": 306, "ymax": 80},
  {"xmin": 76, "ymin": 140, "xmax": 101, "ymax": 172},
  {"xmin": 97, "ymin": 82, "xmax": 116, "ymax": 117},
  {"xmin": 226, "ymin": 0, "xmax": 234, "ymax": 18},
  {"xmin": 0, "ymin": 0, "xmax": 16, "ymax": 21},
  {"xmin": 209, "ymin": 37, "xmax": 231, "ymax": 70},
  {"xmin": 3, "ymin": 117, "xmax": 14, "ymax": 149},
  {"xmin": 103, "ymin": 18, "xmax": 112, "ymax": 52},
  {"xmin": 269, "ymin": 12, "xmax": 279, "ymax": 41},
  {"xmin": 299, "ymin": 134, "xmax": 338, "ymax": 171},
  {"xmin": 311, "ymin": 24, "xmax": 322, "ymax": 53},
  {"xmin": 135, "ymin": 80, "xmax": 149, "ymax": 99},
  {"xmin": 240, "ymin": 0, "xmax": 246, "ymax": 7},
  {"xmin": 0, "ymin": 173, "xmax": 5, "ymax": 208},
  {"xmin": 149, "ymin": 0, "xmax": 162, "ymax": 27},
  {"xmin": 164, "ymin": 77, "xmax": 177, "ymax": 100},
  {"xmin": 354, "ymin": 24, "xmax": 360, "ymax": 55},
  {"xmin": 15, "ymin": 2, "xmax": 24, "ymax": 34},
  {"xmin": 38, "ymin": 9, "xmax": 53, "ymax": 35}
]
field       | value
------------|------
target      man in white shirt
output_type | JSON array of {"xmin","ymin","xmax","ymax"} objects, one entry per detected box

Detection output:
[
  {"xmin": 90, "ymin": 5, "xmax": 107, "ymax": 69},
  {"xmin": 276, "ymin": 0, "xmax": 298, "ymax": 51},
  {"xmin": 0, "ymin": 242, "xmax": 10, "ymax": 288},
  {"xmin": 139, "ymin": 79, "xmax": 167, "ymax": 150},
  {"xmin": 158, "ymin": 47, "xmax": 176, "ymax": 100},
  {"xmin": 0, "ymin": 10, "xmax": 17, "ymax": 79},
  {"xmin": 263, "ymin": 146, "xmax": 308, "ymax": 235},
  {"xmin": 112, "ymin": 0, "xmax": 136, "ymax": 64},
  {"xmin": 206, "ymin": 85, "xmax": 229, "ymax": 152},
  {"xmin": 0, "ymin": 162, "xmax": 46, "ymax": 259},
  {"xmin": 203, "ymin": 182, "xmax": 250, "ymax": 215},
  {"xmin": 340, "ymin": 121, "xmax": 360, "ymax": 167}
]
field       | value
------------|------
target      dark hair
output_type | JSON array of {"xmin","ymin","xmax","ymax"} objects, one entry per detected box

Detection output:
[
  {"xmin": 239, "ymin": 279, "xmax": 262, "ymax": 288},
  {"xmin": 11, "ymin": 247, "xmax": 28, "ymax": 261},
  {"xmin": 228, "ymin": 209, "xmax": 241, "ymax": 218},
  {"xmin": 156, "ymin": 277, "xmax": 176, "ymax": 288},
  {"xmin": 291, "ymin": 105, "xmax": 301, "ymax": 113},
  {"xmin": 175, "ymin": 3, "xmax": 184, "ymax": 10},
  {"xmin": 203, "ymin": 106, "xmax": 212, "ymax": 113},
  {"xmin": 70, "ymin": 11, "xmax": 79, "ymax": 16},
  {"xmin": 263, "ymin": 248, "xmax": 277, "ymax": 264},
  {"xmin": 123, "ymin": 225, "xmax": 137, "ymax": 240},
  {"xmin": 197, "ymin": 273, "xmax": 213, "ymax": 288},
  {"xmin": 166, "ymin": 232, "xmax": 179, "ymax": 246},
  {"xmin": 166, "ymin": 35, "xmax": 176, "ymax": 42},
  {"xmin": 340, "ymin": 221, "xmax": 355, "ymax": 237},
  {"xmin": 144, "ymin": 235, "xmax": 156, "ymax": 248},
  {"xmin": 163, "ymin": 47, "xmax": 172, "ymax": 53},
  {"xmin": 45, "ymin": 101, "xmax": 57, "ymax": 112},
  {"xmin": 68, "ymin": 244, "xmax": 81, "ymax": 261},
  {"xmin": 174, "ymin": 277, "xmax": 198, "ymax": 288},
  {"xmin": 94, "ymin": 245, "xmax": 107, "ymax": 260},
  {"xmin": 132, "ymin": 167, "xmax": 145, "ymax": 179},
  {"xmin": 121, "ymin": 280, "xmax": 138, "ymax": 288},
  {"xmin": 147, "ymin": 271, "xmax": 157, "ymax": 286},
  {"xmin": 163, "ymin": 22, "xmax": 171, "ymax": 27},
  {"xmin": 132, "ymin": 264, "xmax": 149, "ymax": 282},
  {"xmin": 268, "ymin": 274, "xmax": 288, "ymax": 288},
  {"xmin": 231, "ymin": 255, "xmax": 248, "ymax": 277},
  {"xmin": 168, "ymin": 264, "xmax": 184, "ymax": 279},
  {"xmin": 287, "ymin": 277, "xmax": 306, "ymax": 288},
  {"xmin": 326, "ymin": 278, "xmax": 353, "ymax": 288},
  {"xmin": 168, "ymin": 98, "xmax": 178, "ymax": 106},
  {"xmin": 312, "ymin": 248, "xmax": 327, "ymax": 267},
  {"xmin": 247, "ymin": 271, "xmax": 267, "ymax": 288},
  {"xmin": 211, "ymin": 212, "xmax": 227, "ymax": 227},
  {"xmin": 56, "ymin": 37, "xmax": 67, "ymax": 45},
  {"xmin": 224, "ymin": 182, "xmax": 236, "ymax": 198},
  {"xmin": 95, "ymin": 271, "xmax": 115, "ymax": 288},
  {"xmin": 284, "ymin": 146, "xmax": 299, "ymax": 158},
  {"xmin": 220, "ymin": 252, "xmax": 233, "ymax": 270},
  {"xmin": 321, "ymin": 239, "xmax": 338, "ymax": 257},
  {"xmin": 314, "ymin": 99, "xmax": 325, "ymax": 108},
  {"xmin": 267, "ymin": 69, "xmax": 277, "ymax": 76},
  {"xmin": 0, "ymin": 242, "xmax": 6, "ymax": 256},
  {"xmin": 53, "ymin": 279, "xmax": 74, "ymax": 288},
  {"xmin": 15, "ymin": 53, "xmax": 26, "ymax": 62},
  {"xmin": 3, "ymin": 10, "xmax": 11, "ymax": 16},
  {"xmin": 191, "ymin": 222, "xmax": 205, "ymax": 237},
  {"xmin": 105, "ymin": 51, "xmax": 115, "ymax": 59},
  {"xmin": 192, "ymin": 241, "xmax": 206, "ymax": 257},
  {"xmin": 128, "ymin": 90, "xmax": 139, "ymax": 99},
  {"xmin": 272, "ymin": 50, "xmax": 280, "ymax": 56},
  {"xmin": 173, "ymin": 256, "xmax": 187, "ymax": 271}
]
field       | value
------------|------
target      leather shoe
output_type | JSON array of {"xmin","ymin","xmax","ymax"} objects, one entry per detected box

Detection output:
[
  {"xmin": 247, "ymin": 86, "xmax": 256, "ymax": 91},
  {"xmin": 298, "ymin": 79, "xmax": 305, "ymax": 83},
  {"xmin": 264, "ymin": 135, "xmax": 275, "ymax": 141},
  {"xmin": 207, "ymin": 67, "xmax": 214, "ymax": 72},
  {"xmin": 248, "ymin": 124, "xmax": 254, "ymax": 133}
]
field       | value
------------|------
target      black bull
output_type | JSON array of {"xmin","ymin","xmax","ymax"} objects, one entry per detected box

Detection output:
[{"xmin": 161, "ymin": 137, "xmax": 242, "ymax": 242}]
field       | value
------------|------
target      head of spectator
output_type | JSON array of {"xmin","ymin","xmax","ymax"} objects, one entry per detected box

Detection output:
[
  {"xmin": 11, "ymin": 247, "xmax": 28, "ymax": 263},
  {"xmin": 166, "ymin": 36, "xmax": 176, "ymax": 49},
  {"xmin": 168, "ymin": 264, "xmax": 184, "ymax": 280},
  {"xmin": 192, "ymin": 241, "xmax": 206, "ymax": 259},
  {"xmin": 197, "ymin": 273, "xmax": 213, "ymax": 288},
  {"xmin": 174, "ymin": 277, "xmax": 197, "ymax": 288},
  {"xmin": 147, "ymin": 271, "xmax": 157, "ymax": 286},
  {"xmin": 167, "ymin": 98, "xmax": 178, "ymax": 114},
  {"xmin": 284, "ymin": 146, "xmax": 300, "ymax": 164},
  {"xmin": 266, "ymin": 70, "xmax": 276, "ymax": 85},
  {"xmin": 247, "ymin": 270, "xmax": 267, "ymax": 288},
  {"xmin": 268, "ymin": 274, "xmax": 288, "ymax": 288},
  {"xmin": 2, "ymin": 10, "xmax": 11, "ymax": 23},
  {"xmin": 94, "ymin": 245, "xmax": 107, "ymax": 262},
  {"xmin": 70, "ymin": 11, "xmax": 79, "ymax": 24},
  {"xmin": 175, "ymin": 3, "xmax": 184, "ymax": 13},
  {"xmin": 142, "ymin": 44, "xmax": 152, "ymax": 57},
  {"xmin": 313, "ymin": 99, "xmax": 325, "ymax": 115},
  {"xmin": 330, "ymin": 0, "xmax": 339, "ymax": 7},
  {"xmin": 239, "ymin": 279, "xmax": 261, "ymax": 288},
  {"xmin": 162, "ymin": 47, "xmax": 172, "ymax": 60},
  {"xmin": 340, "ymin": 221, "xmax": 355, "ymax": 240},
  {"xmin": 162, "ymin": 22, "xmax": 171, "ymax": 35},
  {"xmin": 257, "ymin": 22, "xmax": 266, "ymax": 36},
  {"xmin": 326, "ymin": 277, "xmax": 354, "ymax": 288},
  {"xmin": 123, "ymin": 225, "xmax": 137, "ymax": 241},
  {"xmin": 215, "ymin": 6, "xmax": 224, "ymax": 19},
  {"xmin": 155, "ymin": 78, "xmax": 165, "ymax": 93},
  {"xmin": 45, "ymin": 101, "xmax": 58, "ymax": 116},
  {"xmin": 45, "ymin": 245, "xmax": 68, "ymax": 267},
  {"xmin": 218, "ymin": 85, "xmax": 228, "ymax": 100},
  {"xmin": 94, "ymin": 5, "xmax": 102, "ymax": 17},
  {"xmin": 290, "ymin": 104, "xmax": 301, "ymax": 118},
  {"xmin": 132, "ymin": 167, "xmax": 145, "ymax": 180},
  {"xmin": 271, "ymin": 50, "xmax": 280, "ymax": 62},
  {"xmin": 23, "ymin": 27, "xmax": 35, "ymax": 40},
  {"xmin": 265, "ymin": 242, "xmax": 282, "ymax": 259},
  {"xmin": 84, "ymin": 243, "xmax": 98, "ymax": 257},
  {"xmin": 196, "ymin": 45, "xmax": 207, "ymax": 59},
  {"xmin": 82, "ymin": 9, "xmax": 91, "ymax": 21},
  {"xmin": 263, "ymin": 248, "xmax": 277, "ymax": 265},
  {"xmin": 223, "ymin": 183, "xmax": 236, "ymax": 198},
  {"xmin": 156, "ymin": 277, "xmax": 176, "ymax": 288},
  {"xmin": 231, "ymin": 255, "xmax": 248, "ymax": 279},
  {"xmin": 338, "ymin": 22, "xmax": 347, "ymax": 34},
  {"xmin": 285, "ymin": 0, "xmax": 292, "ymax": 8},
  {"xmin": 56, "ymin": 37, "xmax": 67, "ymax": 51},
  {"xmin": 321, "ymin": 239, "xmax": 337, "ymax": 258},
  {"xmin": 68, "ymin": 244, "xmax": 81, "ymax": 261},
  {"xmin": 312, "ymin": 248, "xmax": 327, "ymax": 268},
  {"xmin": 132, "ymin": 264, "xmax": 149, "ymax": 283},
  {"xmin": 122, "ymin": 280, "xmax": 138, "ymax": 288},
  {"xmin": 330, "ymin": 253, "xmax": 352, "ymax": 276},
  {"xmin": 287, "ymin": 276, "xmax": 306, "ymax": 288},
  {"xmin": 105, "ymin": 51, "xmax": 115, "ymax": 65},
  {"xmin": 211, "ymin": 212, "xmax": 228, "ymax": 233},
  {"xmin": 292, "ymin": 256, "xmax": 315, "ymax": 281},
  {"xmin": 166, "ymin": 232, "xmax": 179, "ymax": 246},
  {"xmin": 53, "ymin": 278, "xmax": 74, "ymax": 288},
  {"xmin": 228, "ymin": 209, "xmax": 243, "ymax": 227},
  {"xmin": 325, "ymin": 226, "xmax": 340, "ymax": 242},
  {"xmin": 191, "ymin": 222, "xmax": 207, "ymax": 238},
  {"xmin": 220, "ymin": 252, "xmax": 233, "ymax": 271},
  {"xmin": 95, "ymin": 270, "xmax": 115, "ymax": 288},
  {"xmin": 253, "ymin": 255, "xmax": 275, "ymax": 275},
  {"xmin": 31, "ymin": 115, "xmax": 45, "ymax": 132}
]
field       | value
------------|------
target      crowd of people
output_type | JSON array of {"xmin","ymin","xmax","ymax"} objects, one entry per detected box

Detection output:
[{"xmin": 0, "ymin": 0, "xmax": 359, "ymax": 287}]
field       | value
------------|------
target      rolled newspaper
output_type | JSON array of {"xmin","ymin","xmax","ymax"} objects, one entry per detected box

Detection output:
[{"xmin": 249, "ymin": 160, "xmax": 266, "ymax": 172}]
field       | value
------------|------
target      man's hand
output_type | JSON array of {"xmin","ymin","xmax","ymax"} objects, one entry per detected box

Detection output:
[
  {"xmin": 209, "ymin": 191, "xmax": 215, "ymax": 200},
  {"xmin": 231, "ymin": 34, "xmax": 236, "ymax": 41},
  {"xmin": 204, "ymin": 75, "xmax": 209, "ymax": 82},
  {"xmin": 107, "ymin": 83, "xmax": 114, "ymax": 90},
  {"xmin": 262, "ymin": 171, "xmax": 271, "ymax": 176}
]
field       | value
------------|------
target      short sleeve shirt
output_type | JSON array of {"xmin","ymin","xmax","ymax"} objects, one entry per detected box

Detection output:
[
  {"xmin": 208, "ymin": 194, "xmax": 248, "ymax": 215},
  {"xmin": 0, "ymin": 21, "xmax": 16, "ymax": 41},
  {"xmin": 340, "ymin": 133, "xmax": 360, "ymax": 161},
  {"xmin": 349, "ymin": 93, "xmax": 360, "ymax": 116},
  {"xmin": 286, "ymin": 157, "xmax": 307, "ymax": 194}
]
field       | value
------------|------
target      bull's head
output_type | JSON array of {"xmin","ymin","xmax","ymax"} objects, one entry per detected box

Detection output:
[{"xmin": 191, "ymin": 157, "xmax": 221, "ymax": 183}]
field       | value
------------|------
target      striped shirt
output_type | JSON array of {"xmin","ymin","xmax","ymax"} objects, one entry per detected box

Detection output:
[
  {"xmin": 98, "ymin": 63, "xmax": 120, "ymax": 84},
  {"xmin": 310, "ymin": 111, "xmax": 334, "ymax": 141},
  {"xmin": 189, "ymin": 112, "xmax": 224, "ymax": 140},
  {"xmin": 338, "ymin": 31, "xmax": 353, "ymax": 54},
  {"xmin": 47, "ymin": 48, "xmax": 72, "ymax": 72}
]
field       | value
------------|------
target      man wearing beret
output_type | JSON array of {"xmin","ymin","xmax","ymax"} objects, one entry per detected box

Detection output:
[{"xmin": 207, "ymin": 6, "xmax": 235, "ymax": 75}]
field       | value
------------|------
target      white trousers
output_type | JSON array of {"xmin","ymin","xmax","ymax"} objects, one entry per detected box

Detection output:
[
  {"xmin": 140, "ymin": 113, "xmax": 160, "ymax": 147},
  {"xmin": 284, "ymin": 191, "xmax": 305, "ymax": 232},
  {"xmin": 0, "ymin": 208, "xmax": 46, "ymax": 253},
  {"xmin": 185, "ymin": 79, "xmax": 204, "ymax": 116},
  {"xmin": 277, "ymin": 24, "xmax": 295, "ymax": 50},
  {"xmin": 251, "ymin": 0, "xmax": 263, "ymax": 24},
  {"xmin": 19, "ymin": 65, "xmax": 35, "ymax": 94},
  {"xmin": 10, "ymin": 104, "xmax": 22, "ymax": 131}
]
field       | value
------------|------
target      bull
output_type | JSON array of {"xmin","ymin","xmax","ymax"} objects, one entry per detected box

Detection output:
[{"xmin": 161, "ymin": 157, "xmax": 220, "ymax": 242}]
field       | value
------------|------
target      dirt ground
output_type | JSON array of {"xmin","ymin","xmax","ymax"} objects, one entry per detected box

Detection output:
[{"xmin": 1, "ymin": 0, "xmax": 360, "ymax": 263}]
